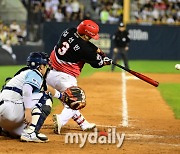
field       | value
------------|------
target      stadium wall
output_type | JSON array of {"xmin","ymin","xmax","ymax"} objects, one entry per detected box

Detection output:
[
  {"xmin": 127, "ymin": 24, "xmax": 180, "ymax": 60},
  {"xmin": 43, "ymin": 22, "xmax": 180, "ymax": 60},
  {"xmin": 1, "ymin": 22, "xmax": 179, "ymax": 65}
]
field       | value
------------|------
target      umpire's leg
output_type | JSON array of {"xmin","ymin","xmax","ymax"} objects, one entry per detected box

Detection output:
[
  {"xmin": 111, "ymin": 49, "xmax": 119, "ymax": 71},
  {"xmin": 121, "ymin": 48, "xmax": 129, "ymax": 69}
]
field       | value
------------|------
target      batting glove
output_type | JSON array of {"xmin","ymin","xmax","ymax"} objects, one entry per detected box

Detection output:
[
  {"xmin": 97, "ymin": 48, "xmax": 106, "ymax": 58},
  {"xmin": 103, "ymin": 57, "xmax": 112, "ymax": 65}
]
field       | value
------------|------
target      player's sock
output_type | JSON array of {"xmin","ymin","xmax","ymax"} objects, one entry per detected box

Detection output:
[{"xmin": 72, "ymin": 111, "xmax": 96, "ymax": 131}]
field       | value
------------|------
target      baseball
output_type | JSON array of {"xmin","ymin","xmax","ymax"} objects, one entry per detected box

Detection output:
[{"xmin": 175, "ymin": 64, "xmax": 180, "ymax": 70}]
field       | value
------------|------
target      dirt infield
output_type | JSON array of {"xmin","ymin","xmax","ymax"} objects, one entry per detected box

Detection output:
[{"xmin": 0, "ymin": 72, "xmax": 180, "ymax": 154}]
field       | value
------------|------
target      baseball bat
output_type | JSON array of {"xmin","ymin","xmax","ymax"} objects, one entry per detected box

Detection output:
[{"xmin": 112, "ymin": 62, "xmax": 159, "ymax": 87}]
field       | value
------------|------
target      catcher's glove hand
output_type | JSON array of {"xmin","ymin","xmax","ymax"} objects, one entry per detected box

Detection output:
[{"xmin": 62, "ymin": 86, "xmax": 86, "ymax": 110}]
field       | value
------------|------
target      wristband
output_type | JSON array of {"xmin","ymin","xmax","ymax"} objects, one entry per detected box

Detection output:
[{"xmin": 54, "ymin": 90, "xmax": 62, "ymax": 99}]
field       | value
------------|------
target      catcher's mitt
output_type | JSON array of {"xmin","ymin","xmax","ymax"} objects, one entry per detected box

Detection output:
[{"xmin": 62, "ymin": 86, "xmax": 86, "ymax": 110}]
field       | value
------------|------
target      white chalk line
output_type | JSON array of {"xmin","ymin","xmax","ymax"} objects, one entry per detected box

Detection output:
[
  {"xmin": 120, "ymin": 72, "xmax": 180, "ymax": 148},
  {"xmin": 126, "ymin": 134, "xmax": 180, "ymax": 147},
  {"xmin": 121, "ymin": 71, "xmax": 141, "ymax": 127},
  {"xmin": 122, "ymin": 70, "xmax": 128, "ymax": 127},
  {"xmin": 125, "ymin": 76, "xmax": 139, "ymax": 80},
  {"xmin": 43, "ymin": 124, "xmax": 180, "ymax": 147},
  {"xmin": 126, "ymin": 133, "xmax": 180, "ymax": 139},
  {"xmin": 96, "ymin": 124, "xmax": 117, "ymax": 128}
]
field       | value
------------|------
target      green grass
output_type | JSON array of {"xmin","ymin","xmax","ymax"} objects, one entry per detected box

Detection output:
[
  {"xmin": 0, "ymin": 65, "xmax": 24, "ymax": 86},
  {"xmin": 0, "ymin": 60, "xmax": 180, "ymax": 119},
  {"xmin": 158, "ymin": 83, "xmax": 180, "ymax": 119},
  {"xmin": 129, "ymin": 60, "xmax": 180, "ymax": 73},
  {"xmin": 80, "ymin": 60, "xmax": 180, "ymax": 77}
]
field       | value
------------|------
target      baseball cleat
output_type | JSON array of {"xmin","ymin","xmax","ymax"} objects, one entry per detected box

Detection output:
[
  {"xmin": 53, "ymin": 114, "xmax": 62, "ymax": 134},
  {"xmin": 80, "ymin": 121, "xmax": 96, "ymax": 131},
  {"xmin": 20, "ymin": 131, "xmax": 49, "ymax": 143},
  {"xmin": 0, "ymin": 128, "xmax": 12, "ymax": 138}
]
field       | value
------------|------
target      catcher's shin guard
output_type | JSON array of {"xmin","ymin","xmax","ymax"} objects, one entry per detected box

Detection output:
[{"xmin": 28, "ymin": 93, "xmax": 52, "ymax": 133}]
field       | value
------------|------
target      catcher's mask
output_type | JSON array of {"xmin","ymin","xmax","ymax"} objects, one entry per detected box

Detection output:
[{"xmin": 26, "ymin": 52, "xmax": 49, "ymax": 69}]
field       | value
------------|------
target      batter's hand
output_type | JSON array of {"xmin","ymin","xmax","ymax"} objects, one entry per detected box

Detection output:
[
  {"xmin": 103, "ymin": 57, "xmax": 112, "ymax": 65},
  {"xmin": 97, "ymin": 48, "xmax": 106, "ymax": 58},
  {"xmin": 24, "ymin": 108, "xmax": 32, "ymax": 125}
]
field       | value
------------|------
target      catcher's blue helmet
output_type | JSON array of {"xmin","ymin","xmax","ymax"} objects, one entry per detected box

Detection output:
[{"xmin": 26, "ymin": 52, "xmax": 49, "ymax": 69}]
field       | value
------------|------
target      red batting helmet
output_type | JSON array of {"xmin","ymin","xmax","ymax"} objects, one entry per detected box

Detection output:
[{"xmin": 77, "ymin": 20, "xmax": 99, "ymax": 40}]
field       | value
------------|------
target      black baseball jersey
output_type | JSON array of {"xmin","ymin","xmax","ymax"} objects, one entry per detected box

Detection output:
[
  {"xmin": 50, "ymin": 28, "xmax": 104, "ymax": 77},
  {"xmin": 112, "ymin": 30, "xmax": 130, "ymax": 48}
]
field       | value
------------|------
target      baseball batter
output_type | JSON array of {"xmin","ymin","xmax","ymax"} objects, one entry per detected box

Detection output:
[
  {"xmin": 46, "ymin": 19, "xmax": 112, "ymax": 134},
  {"xmin": 0, "ymin": 52, "xmax": 61, "ymax": 142}
]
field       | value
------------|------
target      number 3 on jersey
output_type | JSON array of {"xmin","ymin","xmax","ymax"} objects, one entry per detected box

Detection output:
[{"xmin": 58, "ymin": 42, "xmax": 70, "ymax": 55}]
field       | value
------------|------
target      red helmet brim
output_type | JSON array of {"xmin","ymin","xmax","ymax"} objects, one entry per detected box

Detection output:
[{"xmin": 92, "ymin": 34, "xmax": 99, "ymax": 40}]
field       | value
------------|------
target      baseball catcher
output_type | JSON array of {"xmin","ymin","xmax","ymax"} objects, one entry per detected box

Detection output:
[{"xmin": 61, "ymin": 86, "xmax": 86, "ymax": 110}]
